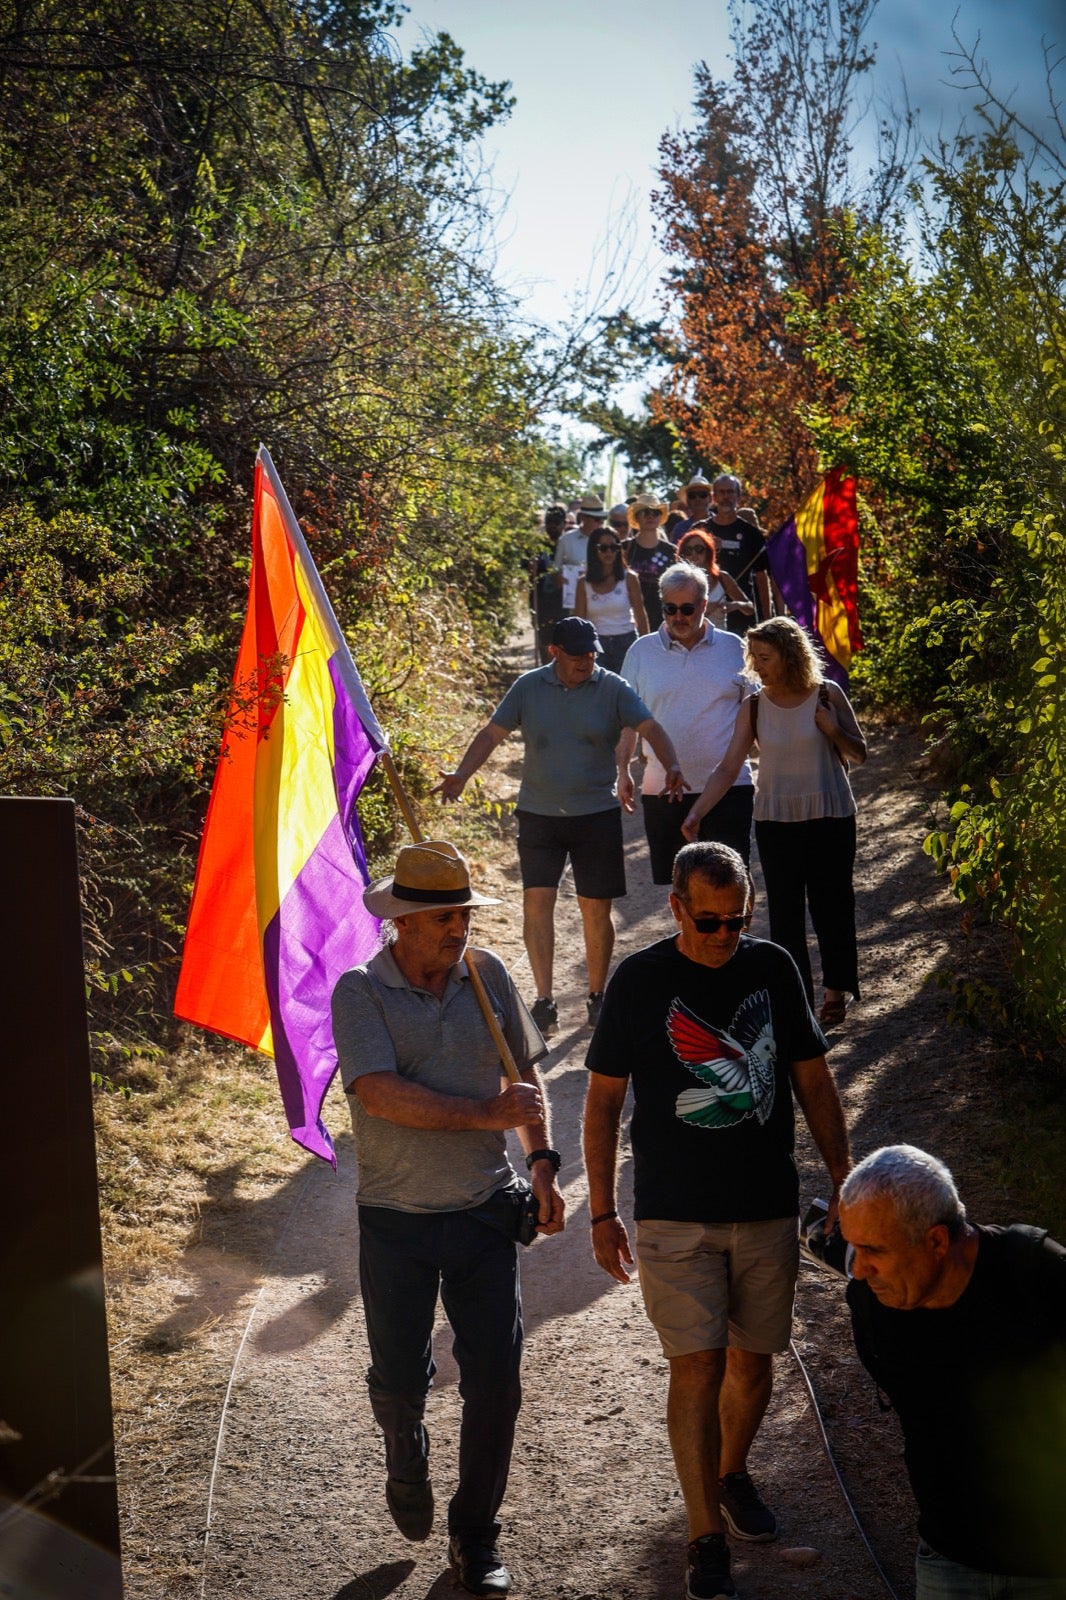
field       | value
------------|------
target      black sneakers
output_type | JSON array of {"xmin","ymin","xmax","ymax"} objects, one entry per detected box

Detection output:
[
  {"xmin": 686, "ymin": 1532, "xmax": 736, "ymax": 1599},
  {"xmin": 385, "ymin": 1472, "xmax": 433, "ymax": 1541},
  {"xmin": 718, "ymin": 1470, "xmax": 777, "ymax": 1542},
  {"xmin": 530, "ymin": 996, "xmax": 558, "ymax": 1036},
  {"xmin": 448, "ymin": 1534, "xmax": 512, "ymax": 1597}
]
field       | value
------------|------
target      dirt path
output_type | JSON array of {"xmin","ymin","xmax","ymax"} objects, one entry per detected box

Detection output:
[{"xmin": 103, "ymin": 616, "xmax": 1048, "ymax": 1600}]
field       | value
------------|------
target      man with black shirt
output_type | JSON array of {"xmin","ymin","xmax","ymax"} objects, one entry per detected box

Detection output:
[
  {"xmin": 708, "ymin": 476, "xmax": 771, "ymax": 635},
  {"xmin": 583, "ymin": 843, "xmax": 851, "ymax": 1600},
  {"xmin": 840, "ymin": 1145, "xmax": 1066, "ymax": 1600}
]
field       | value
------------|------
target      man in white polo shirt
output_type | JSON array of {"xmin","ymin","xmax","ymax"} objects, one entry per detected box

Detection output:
[{"xmin": 619, "ymin": 563, "xmax": 754, "ymax": 885}]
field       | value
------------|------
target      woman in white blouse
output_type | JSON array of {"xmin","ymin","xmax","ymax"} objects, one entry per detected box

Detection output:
[
  {"xmin": 681, "ymin": 617, "xmax": 867, "ymax": 1027},
  {"xmin": 575, "ymin": 527, "xmax": 649, "ymax": 673}
]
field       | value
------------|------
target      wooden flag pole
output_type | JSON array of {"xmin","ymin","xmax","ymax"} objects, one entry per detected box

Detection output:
[{"xmin": 379, "ymin": 749, "xmax": 521, "ymax": 1084}]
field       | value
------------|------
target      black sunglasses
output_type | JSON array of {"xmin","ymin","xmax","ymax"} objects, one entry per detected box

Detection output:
[
  {"xmin": 662, "ymin": 601, "xmax": 699, "ymax": 617},
  {"xmin": 686, "ymin": 911, "xmax": 752, "ymax": 934},
  {"xmin": 595, "ymin": 541, "xmax": 621, "ymax": 551}
]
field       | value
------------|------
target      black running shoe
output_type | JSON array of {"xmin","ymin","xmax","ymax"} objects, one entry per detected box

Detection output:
[
  {"xmin": 686, "ymin": 1532, "xmax": 736, "ymax": 1599},
  {"xmin": 719, "ymin": 1470, "xmax": 777, "ymax": 1542},
  {"xmin": 530, "ymin": 996, "xmax": 558, "ymax": 1036}
]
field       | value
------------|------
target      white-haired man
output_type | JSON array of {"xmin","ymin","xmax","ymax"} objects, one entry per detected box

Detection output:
[
  {"xmin": 840, "ymin": 1145, "xmax": 1066, "ymax": 1599},
  {"xmin": 618, "ymin": 562, "xmax": 754, "ymax": 885}
]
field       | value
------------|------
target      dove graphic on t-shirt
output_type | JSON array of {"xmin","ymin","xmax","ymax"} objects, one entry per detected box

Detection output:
[{"xmin": 666, "ymin": 992, "xmax": 776, "ymax": 1129}]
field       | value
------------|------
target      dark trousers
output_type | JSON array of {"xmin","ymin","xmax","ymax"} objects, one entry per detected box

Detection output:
[
  {"xmin": 642, "ymin": 785, "xmax": 754, "ymax": 884},
  {"xmin": 755, "ymin": 815, "xmax": 859, "ymax": 1003},
  {"xmin": 357, "ymin": 1204, "xmax": 523, "ymax": 1541}
]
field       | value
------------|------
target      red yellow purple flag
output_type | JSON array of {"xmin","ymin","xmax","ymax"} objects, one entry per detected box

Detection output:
[
  {"xmin": 174, "ymin": 446, "xmax": 384, "ymax": 1164},
  {"xmin": 765, "ymin": 468, "xmax": 863, "ymax": 686}
]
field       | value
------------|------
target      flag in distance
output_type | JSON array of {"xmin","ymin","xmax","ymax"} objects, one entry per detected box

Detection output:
[
  {"xmin": 175, "ymin": 446, "xmax": 384, "ymax": 1164},
  {"xmin": 765, "ymin": 468, "xmax": 863, "ymax": 686}
]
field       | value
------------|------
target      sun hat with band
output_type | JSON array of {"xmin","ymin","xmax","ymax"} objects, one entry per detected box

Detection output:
[
  {"xmin": 363, "ymin": 840, "xmax": 500, "ymax": 920},
  {"xmin": 575, "ymin": 493, "xmax": 608, "ymax": 519},
  {"xmin": 678, "ymin": 474, "xmax": 713, "ymax": 506},
  {"xmin": 626, "ymin": 492, "xmax": 668, "ymax": 529}
]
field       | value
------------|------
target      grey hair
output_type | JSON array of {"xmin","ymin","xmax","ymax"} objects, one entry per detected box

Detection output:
[
  {"xmin": 660, "ymin": 561, "xmax": 709, "ymax": 601},
  {"xmin": 713, "ymin": 473, "xmax": 741, "ymax": 493},
  {"xmin": 672, "ymin": 841, "xmax": 753, "ymax": 904},
  {"xmin": 841, "ymin": 1145, "xmax": 967, "ymax": 1243}
]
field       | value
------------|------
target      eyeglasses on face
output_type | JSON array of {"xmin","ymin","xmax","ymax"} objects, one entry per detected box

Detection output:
[
  {"xmin": 662, "ymin": 601, "xmax": 699, "ymax": 617},
  {"xmin": 638, "ymin": 506, "xmax": 661, "ymax": 516},
  {"xmin": 685, "ymin": 909, "xmax": 751, "ymax": 934},
  {"xmin": 595, "ymin": 541, "xmax": 621, "ymax": 552},
  {"xmin": 687, "ymin": 490, "xmax": 710, "ymax": 499}
]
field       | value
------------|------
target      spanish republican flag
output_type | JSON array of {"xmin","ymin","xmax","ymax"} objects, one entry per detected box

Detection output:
[
  {"xmin": 175, "ymin": 446, "xmax": 384, "ymax": 1164},
  {"xmin": 766, "ymin": 469, "xmax": 863, "ymax": 687}
]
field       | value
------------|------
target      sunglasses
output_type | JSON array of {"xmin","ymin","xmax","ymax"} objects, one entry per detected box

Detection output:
[
  {"xmin": 595, "ymin": 541, "xmax": 621, "ymax": 551},
  {"xmin": 686, "ymin": 911, "xmax": 752, "ymax": 934},
  {"xmin": 662, "ymin": 601, "xmax": 699, "ymax": 617},
  {"xmin": 687, "ymin": 490, "xmax": 710, "ymax": 499}
]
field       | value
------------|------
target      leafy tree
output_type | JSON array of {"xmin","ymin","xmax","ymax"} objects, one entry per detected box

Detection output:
[
  {"xmin": 799, "ymin": 107, "xmax": 1066, "ymax": 1054},
  {"xmin": 648, "ymin": 0, "xmax": 913, "ymax": 524},
  {"xmin": 0, "ymin": 0, "xmax": 552, "ymax": 1053}
]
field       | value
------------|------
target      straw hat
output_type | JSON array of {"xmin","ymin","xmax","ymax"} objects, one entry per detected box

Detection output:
[
  {"xmin": 678, "ymin": 475, "xmax": 713, "ymax": 506},
  {"xmin": 363, "ymin": 840, "xmax": 499, "ymax": 919},
  {"xmin": 626, "ymin": 492, "xmax": 668, "ymax": 530},
  {"xmin": 575, "ymin": 494, "xmax": 608, "ymax": 518}
]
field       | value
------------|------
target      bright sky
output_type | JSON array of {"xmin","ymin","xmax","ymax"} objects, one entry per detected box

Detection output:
[{"xmin": 392, "ymin": 0, "xmax": 1061, "ymax": 333}]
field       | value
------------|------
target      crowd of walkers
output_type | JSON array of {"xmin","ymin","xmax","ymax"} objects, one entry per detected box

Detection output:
[
  {"xmin": 525, "ymin": 475, "xmax": 865, "ymax": 1030},
  {"xmin": 328, "ymin": 477, "xmax": 1065, "ymax": 1600}
]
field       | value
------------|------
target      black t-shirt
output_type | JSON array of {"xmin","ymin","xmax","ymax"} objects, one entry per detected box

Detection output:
[
  {"xmin": 586, "ymin": 935, "xmax": 825, "ymax": 1222},
  {"xmin": 623, "ymin": 537, "xmax": 677, "ymax": 629},
  {"xmin": 848, "ymin": 1226, "xmax": 1066, "ymax": 1576}
]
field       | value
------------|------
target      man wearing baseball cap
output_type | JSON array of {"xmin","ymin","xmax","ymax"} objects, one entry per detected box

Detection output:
[
  {"xmin": 332, "ymin": 840, "xmax": 565, "ymax": 1597},
  {"xmin": 434, "ymin": 617, "xmax": 686, "ymax": 1034}
]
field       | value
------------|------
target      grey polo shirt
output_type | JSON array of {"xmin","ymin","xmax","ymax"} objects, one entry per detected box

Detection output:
[
  {"xmin": 492, "ymin": 663, "xmax": 652, "ymax": 816},
  {"xmin": 332, "ymin": 943, "xmax": 545, "ymax": 1213}
]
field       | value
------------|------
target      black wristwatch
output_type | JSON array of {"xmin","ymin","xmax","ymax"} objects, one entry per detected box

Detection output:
[{"xmin": 525, "ymin": 1147, "xmax": 561, "ymax": 1173}]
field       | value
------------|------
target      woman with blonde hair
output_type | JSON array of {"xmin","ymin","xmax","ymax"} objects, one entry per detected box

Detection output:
[
  {"xmin": 681, "ymin": 616, "xmax": 867, "ymax": 1026},
  {"xmin": 623, "ymin": 493, "xmax": 676, "ymax": 629}
]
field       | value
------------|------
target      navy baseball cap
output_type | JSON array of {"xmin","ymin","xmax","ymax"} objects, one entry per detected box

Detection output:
[{"xmin": 551, "ymin": 617, "xmax": 603, "ymax": 655}]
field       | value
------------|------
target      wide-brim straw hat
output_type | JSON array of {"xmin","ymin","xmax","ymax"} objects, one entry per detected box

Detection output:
[
  {"xmin": 678, "ymin": 475, "xmax": 713, "ymax": 505},
  {"xmin": 363, "ymin": 840, "xmax": 500, "ymax": 919},
  {"xmin": 627, "ymin": 493, "xmax": 668, "ymax": 529}
]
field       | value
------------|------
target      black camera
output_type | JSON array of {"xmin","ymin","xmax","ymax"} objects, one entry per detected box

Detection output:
[{"xmin": 800, "ymin": 1199, "xmax": 853, "ymax": 1278}]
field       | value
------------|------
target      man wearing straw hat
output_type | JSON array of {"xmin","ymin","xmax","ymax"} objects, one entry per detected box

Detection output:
[{"xmin": 331, "ymin": 840, "xmax": 565, "ymax": 1598}]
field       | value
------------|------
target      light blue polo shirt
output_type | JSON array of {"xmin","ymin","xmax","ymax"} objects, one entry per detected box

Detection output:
[{"xmin": 492, "ymin": 664, "xmax": 651, "ymax": 816}]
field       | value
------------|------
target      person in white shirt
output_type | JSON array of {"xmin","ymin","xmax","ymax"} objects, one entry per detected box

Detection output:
[
  {"xmin": 553, "ymin": 494, "xmax": 607, "ymax": 614},
  {"xmin": 618, "ymin": 564, "xmax": 755, "ymax": 884}
]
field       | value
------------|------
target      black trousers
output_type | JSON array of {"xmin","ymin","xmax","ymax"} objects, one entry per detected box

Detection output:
[
  {"xmin": 357, "ymin": 1204, "xmax": 523, "ymax": 1541},
  {"xmin": 754, "ymin": 815, "xmax": 859, "ymax": 1003},
  {"xmin": 642, "ymin": 785, "xmax": 754, "ymax": 884}
]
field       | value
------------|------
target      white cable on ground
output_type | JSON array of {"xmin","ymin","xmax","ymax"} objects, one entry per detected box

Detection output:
[
  {"xmin": 198, "ymin": 1162, "xmax": 317, "ymax": 1600},
  {"xmin": 789, "ymin": 1279, "xmax": 902, "ymax": 1600}
]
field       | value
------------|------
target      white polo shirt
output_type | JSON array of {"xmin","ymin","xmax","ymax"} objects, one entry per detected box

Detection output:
[{"xmin": 621, "ymin": 624, "xmax": 754, "ymax": 795}]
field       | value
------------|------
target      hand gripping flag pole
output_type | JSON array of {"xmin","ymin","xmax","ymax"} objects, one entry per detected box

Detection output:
[
  {"xmin": 378, "ymin": 747, "xmax": 521, "ymax": 1085},
  {"xmin": 176, "ymin": 447, "xmax": 518, "ymax": 1166}
]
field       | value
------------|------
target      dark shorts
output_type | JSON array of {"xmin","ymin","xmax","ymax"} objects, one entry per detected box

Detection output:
[
  {"xmin": 515, "ymin": 807, "xmax": 626, "ymax": 900},
  {"xmin": 642, "ymin": 785, "xmax": 754, "ymax": 884}
]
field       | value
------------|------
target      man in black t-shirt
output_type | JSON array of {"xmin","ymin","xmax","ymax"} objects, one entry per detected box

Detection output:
[
  {"xmin": 708, "ymin": 475, "xmax": 771, "ymax": 635},
  {"xmin": 840, "ymin": 1145, "xmax": 1066, "ymax": 1598},
  {"xmin": 583, "ymin": 843, "xmax": 851, "ymax": 1600}
]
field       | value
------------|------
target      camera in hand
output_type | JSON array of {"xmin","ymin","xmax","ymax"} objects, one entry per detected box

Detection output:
[{"xmin": 800, "ymin": 1198, "xmax": 853, "ymax": 1278}]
